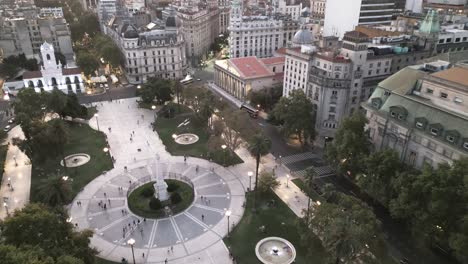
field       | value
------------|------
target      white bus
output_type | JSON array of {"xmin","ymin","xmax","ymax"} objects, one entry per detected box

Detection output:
[{"xmin": 180, "ymin": 75, "xmax": 194, "ymax": 85}]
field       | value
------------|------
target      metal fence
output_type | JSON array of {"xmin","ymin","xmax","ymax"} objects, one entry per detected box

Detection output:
[{"xmin": 126, "ymin": 172, "xmax": 194, "ymax": 197}]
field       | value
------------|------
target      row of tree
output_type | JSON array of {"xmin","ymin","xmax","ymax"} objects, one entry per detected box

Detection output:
[
  {"xmin": 325, "ymin": 112, "xmax": 468, "ymax": 263},
  {"xmin": 0, "ymin": 203, "xmax": 97, "ymax": 264}
]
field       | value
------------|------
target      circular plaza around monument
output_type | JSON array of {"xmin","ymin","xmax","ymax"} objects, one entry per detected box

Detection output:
[
  {"xmin": 174, "ymin": 133, "xmax": 199, "ymax": 145},
  {"xmin": 60, "ymin": 153, "xmax": 91, "ymax": 167},
  {"xmin": 255, "ymin": 237, "xmax": 296, "ymax": 264},
  {"xmin": 70, "ymin": 160, "xmax": 245, "ymax": 263}
]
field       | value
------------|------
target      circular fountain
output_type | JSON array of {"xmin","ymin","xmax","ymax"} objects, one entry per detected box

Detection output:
[
  {"xmin": 255, "ymin": 237, "xmax": 296, "ymax": 264},
  {"xmin": 174, "ymin": 133, "xmax": 199, "ymax": 145},
  {"xmin": 60, "ymin": 153, "xmax": 91, "ymax": 167}
]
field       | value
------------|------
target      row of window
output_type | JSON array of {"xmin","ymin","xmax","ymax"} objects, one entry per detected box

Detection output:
[
  {"xmin": 425, "ymin": 88, "xmax": 464, "ymax": 104},
  {"xmin": 126, "ymin": 49, "xmax": 175, "ymax": 58},
  {"xmin": 438, "ymin": 36, "xmax": 468, "ymax": 44}
]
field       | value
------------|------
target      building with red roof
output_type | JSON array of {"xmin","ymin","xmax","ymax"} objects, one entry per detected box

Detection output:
[{"xmin": 214, "ymin": 55, "xmax": 285, "ymax": 100}]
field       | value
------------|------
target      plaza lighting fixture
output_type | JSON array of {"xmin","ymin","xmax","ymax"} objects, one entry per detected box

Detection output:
[
  {"xmin": 248, "ymin": 171, "xmax": 253, "ymax": 191},
  {"xmin": 127, "ymin": 238, "xmax": 136, "ymax": 264},
  {"xmin": 225, "ymin": 210, "xmax": 232, "ymax": 236},
  {"xmin": 103, "ymin": 147, "xmax": 109, "ymax": 153},
  {"xmin": 286, "ymin": 174, "xmax": 290, "ymax": 187},
  {"xmin": 94, "ymin": 113, "xmax": 100, "ymax": 131},
  {"xmin": 172, "ymin": 134, "xmax": 177, "ymax": 139}
]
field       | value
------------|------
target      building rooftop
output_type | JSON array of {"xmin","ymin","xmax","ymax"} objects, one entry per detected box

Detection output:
[
  {"xmin": 260, "ymin": 56, "xmax": 285, "ymax": 65},
  {"xmin": 229, "ymin": 57, "xmax": 272, "ymax": 79},
  {"xmin": 431, "ymin": 66, "xmax": 468, "ymax": 87}
]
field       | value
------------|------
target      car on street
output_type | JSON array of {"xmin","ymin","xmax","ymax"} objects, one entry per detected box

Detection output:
[
  {"xmin": 3, "ymin": 125, "xmax": 11, "ymax": 132},
  {"xmin": 8, "ymin": 118, "xmax": 15, "ymax": 124},
  {"xmin": 196, "ymin": 78, "xmax": 201, "ymax": 81}
]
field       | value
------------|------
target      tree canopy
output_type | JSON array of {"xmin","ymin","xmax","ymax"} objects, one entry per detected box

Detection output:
[
  {"xmin": 0, "ymin": 203, "xmax": 97, "ymax": 264},
  {"xmin": 137, "ymin": 78, "xmax": 173, "ymax": 104},
  {"xmin": 271, "ymin": 90, "xmax": 315, "ymax": 146},
  {"xmin": 325, "ymin": 112, "xmax": 371, "ymax": 177},
  {"xmin": 76, "ymin": 51, "xmax": 99, "ymax": 77}
]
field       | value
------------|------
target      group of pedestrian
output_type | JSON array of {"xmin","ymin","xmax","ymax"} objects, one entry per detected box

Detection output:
[
  {"xmin": 76, "ymin": 201, "xmax": 82, "ymax": 206},
  {"xmin": 200, "ymin": 195, "xmax": 211, "ymax": 205}
]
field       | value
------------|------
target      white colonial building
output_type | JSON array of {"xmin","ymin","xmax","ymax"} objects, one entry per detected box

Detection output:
[
  {"xmin": 2, "ymin": 42, "xmax": 84, "ymax": 94},
  {"xmin": 22, "ymin": 42, "xmax": 84, "ymax": 93}
]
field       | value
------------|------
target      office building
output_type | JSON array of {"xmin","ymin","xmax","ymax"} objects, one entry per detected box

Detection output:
[{"xmin": 363, "ymin": 61, "xmax": 468, "ymax": 169}]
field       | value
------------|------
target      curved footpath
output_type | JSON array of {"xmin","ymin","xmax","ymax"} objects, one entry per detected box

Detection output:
[{"xmin": 69, "ymin": 98, "xmax": 246, "ymax": 264}]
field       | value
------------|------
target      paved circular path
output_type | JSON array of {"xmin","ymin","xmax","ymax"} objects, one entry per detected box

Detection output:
[{"xmin": 68, "ymin": 98, "xmax": 246, "ymax": 264}]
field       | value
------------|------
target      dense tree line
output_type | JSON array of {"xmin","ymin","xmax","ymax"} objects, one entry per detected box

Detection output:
[{"xmin": 326, "ymin": 112, "xmax": 468, "ymax": 263}]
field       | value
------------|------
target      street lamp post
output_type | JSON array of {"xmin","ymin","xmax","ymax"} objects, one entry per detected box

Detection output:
[
  {"xmin": 127, "ymin": 238, "xmax": 136, "ymax": 264},
  {"xmin": 13, "ymin": 155, "xmax": 17, "ymax": 166},
  {"xmin": 3, "ymin": 202, "xmax": 9, "ymax": 216},
  {"xmin": 286, "ymin": 174, "xmax": 290, "ymax": 188},
  {"xmin": 247, "ymin": 171, "xmax": 253, "ymax": 192},
  {"xmin": 221, "ymin": 144, "xmax": 227, "ymax": 166},
  {"xmin": 151, "ymin": 105, "xmax": 156, "ymax": 120},
  {"xmin": 94, "ymin": 113, "xmax": 100, "ymax": 131},
  {"xmin": 225, "ymin": 210, "xmax": 232, "ymax": 237}
]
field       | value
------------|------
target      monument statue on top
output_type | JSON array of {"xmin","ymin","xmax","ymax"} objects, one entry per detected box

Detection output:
[{"xmin": 153, "ymin": 174, "xmax": 169, "ymax": 202}]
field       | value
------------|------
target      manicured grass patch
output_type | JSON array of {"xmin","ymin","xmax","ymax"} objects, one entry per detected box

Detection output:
[
  {"xmin": 292, "ymin": 178, "xmax": 322, "ymax": 202},
  {"xmin": 31, "ymin": 122, "xmax": 113, "ymax": 202},
  {"xmin": 155, "ymin": 114, "xmax": 243, "ymax": 166},
  {"xmin": 0, "ymin": 145, "xmax": 8, "ymax": 184},
  {"xmin": 128, "ymin": 179, "xmax": 194, "ymax": 218},
  {"xmin": 224, "ymin": 191, "xmax": 328, "ymax": 264}
]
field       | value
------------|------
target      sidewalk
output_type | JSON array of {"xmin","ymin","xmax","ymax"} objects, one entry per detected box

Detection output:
[
  {"xmin": 228, "ymin": 144, "xmax": 315, "ymax": 218},
  {"xmin": 0, "ymin": 126, "xmax": 32, "ymax": 220}
]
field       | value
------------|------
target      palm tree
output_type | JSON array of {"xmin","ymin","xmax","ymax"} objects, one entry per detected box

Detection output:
[
  {"xmin": 304, "ymin": 168, "xmax": 317, "ymax": 192},
  {"xmin": 36, "ymin": 175, "xmax": 71, "ymax": 206},
  {"xmin": 248, "ymin": 133, "xmax": 271, "ymax": 211},
  {"xmin": 48, "ymin": 119, "xmax": 69, "ymax": 173}
]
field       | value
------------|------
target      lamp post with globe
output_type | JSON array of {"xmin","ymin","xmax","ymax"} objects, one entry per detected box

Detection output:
[{"xmin": 127, "ymin": 238, "xmax": 136, "ymax": 264}]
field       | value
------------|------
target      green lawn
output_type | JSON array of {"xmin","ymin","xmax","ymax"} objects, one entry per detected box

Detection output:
[
  {"xmin": 224, "ymin": 191, "xmax": 328, "ymax": 263},
  {"xmin": 155, "ymin": 113, "xmax": 243, "ymax": 166},
  {"xmin": 127, "ymin": 180, "xmax": 194, "ymax": 218},
  {"xmin": 30, "ymin": 122, "xmax": 113, "ymax": 203},
  {"xmin": 0, "ymin": 145, "xmax": 8, "ymax": 185}
]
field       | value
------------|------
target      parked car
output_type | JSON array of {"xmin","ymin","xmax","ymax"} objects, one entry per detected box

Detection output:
[
  {"xmin": 8, "ymin": 118, "xmax": 15, "ymax": 124},
  {"xmin": 3, "ymin": 125, "xmax": 11, "ymax": 132}
]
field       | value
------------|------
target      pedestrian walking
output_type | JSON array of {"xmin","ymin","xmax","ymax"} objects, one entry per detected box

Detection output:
[
  {"xmin": 108, "ymin": 127, "xmax": 111, "ymax": 132},
  {"xmin": 103, "ymin": 204, "xmax": 107, "ymax": 210},
  {"xmin": 165, "ymin": 258, "xmax": 168, "ymax": 264},
  {"xmin": 201, "ymin": 214, "xmax": 205, "ymax": 221},
  {"xmin": 108, "ymin": 198, "xmax": 111, "ymax": 205},
  {"xmin": 171, "ymin": 246, "xmax": 173, "ymax": 253},
  {"xmin": 142, "ymin": 253, "xmax": 145, "ymax": 258},
  {"xmin": 104, "ymin": 192, "xmax": 107, "ymax": 197}
]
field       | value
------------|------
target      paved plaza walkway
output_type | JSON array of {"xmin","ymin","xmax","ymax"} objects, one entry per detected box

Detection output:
[
  {"xmin": 0, "ymin": 126, "xmax": 31, "ymax": 220},
  {"xmin": 71, "ymin": 99, "xmax": 246, "ymax": 264}
]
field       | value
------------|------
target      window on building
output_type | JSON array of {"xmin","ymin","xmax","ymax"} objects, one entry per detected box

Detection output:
[
  {"xmin": 426, "ymin": 89, "xmax": 434, "ymax": 94},
  {"xmin": 446, "ymin": 135, "xmax": 455, "ymax": 143},
  {"xmin": 463, "ymin": 142, "xmax": 468, "ymax": 150},
  {"xmin": 440, "ymin": 92, "xmax": 448, "ymax": 98},
  {"xmin": 329, "ymin": 106, "xmax": 336, "ymax": 113},
  {"xmin": 430, "ymin": 128, "xmax": 439, "ymax": 136}
]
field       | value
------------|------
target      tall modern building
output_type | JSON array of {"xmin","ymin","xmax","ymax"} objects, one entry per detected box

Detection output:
[{"xmin": 323, "ymin": 0, "xmax": 405, "ymax": 38}]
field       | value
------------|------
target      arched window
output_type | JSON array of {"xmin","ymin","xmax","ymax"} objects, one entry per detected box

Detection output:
[
  {"xmin": 65, "ymin": 77, "xmax": 71, "ymax": 84},
  {"xmin": 51, "ymin": 77, "xmax": 57, "ymax": 86},
  {"xmin": 74, "ymin": 76, "xmax": 80, "ymax": 83},
  {"xmin": 28, "ymin": 81, "xmax": 34, "ymax": 88},
  {"xmin": 272, "ymin": 66, "xmax": 276, "ymax": 73},
  {"xmin": 46, "ymin": 54, "xmax": 51, "ymax": 60},
  {"xmin": 37, "ymin": 80, "xmax": 44, "ymax": 88}
]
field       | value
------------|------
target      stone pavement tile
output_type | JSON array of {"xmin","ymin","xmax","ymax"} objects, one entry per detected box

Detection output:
[
  {"xmin": 186, "ymin": 206, "xmax": 224, "ymax": 227},
  {"xmin": 154, "ymin": 219, "xmax": 179, "ymax": 247},
  {"xmin": 225, "ymin": 195, "xmax": 245, "ymax": 217},
  {"xmin": 194, "ymin": 196, "xmax": 230, "ymax": 211},
  {"xmin": 184, "ymin": 231, "xmax": 221, "ymax": 255},
  {"xmin": 196, "ymin": 184, "xmax": 229, "ymax": 196},
  {"xmin": 174, "ymin": 213, "xmax": 206, "ymax": 241}
]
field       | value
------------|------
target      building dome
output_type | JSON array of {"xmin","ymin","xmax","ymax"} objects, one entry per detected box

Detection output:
[
  {"xmin": 292, "ymin": 27, "xmax": 313, "ymax": 45},
  {"xmin": 123, "ymin": 25, "xmax": 139, "ymax": 39}
]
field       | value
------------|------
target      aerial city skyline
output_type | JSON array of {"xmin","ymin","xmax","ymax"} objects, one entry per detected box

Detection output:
[{"xmin": 0, "ymin": 0, "xmax": 467, "ymax": 264}]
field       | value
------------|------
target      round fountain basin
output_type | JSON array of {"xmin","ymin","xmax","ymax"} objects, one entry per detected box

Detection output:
[
  {"xmin": 255, "ymin": 237, "xmax": 296, "ymax": 264},
  {"xmin": 60, "ymin": 153, "xmax": 91, "ymax": 168},
  {"xmin": 174, "ymin": 133, "xmax": 199, "ymax": 145}
]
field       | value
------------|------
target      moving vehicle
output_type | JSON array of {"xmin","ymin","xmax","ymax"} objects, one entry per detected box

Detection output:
[
  {"xmin": 3, "ymin": 125, "xmax": 11, "ymax": 132},
  {"xmin": 240, "ymin": 104, "xmax": 259, "ymax": 118},
  {"xmin": 180, "ymin": 75, "xmax": 194, "ymax": 85}
]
